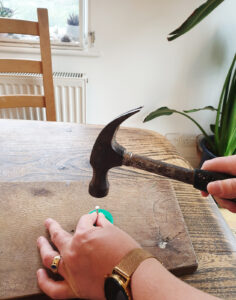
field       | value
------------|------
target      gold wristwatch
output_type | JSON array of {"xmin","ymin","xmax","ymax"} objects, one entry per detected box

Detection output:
[{"xmin": 104, "ymin": 248, "xmax": 154, "ymax": 300}]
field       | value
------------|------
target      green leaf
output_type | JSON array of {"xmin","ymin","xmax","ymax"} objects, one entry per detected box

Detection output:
[
  {"xmin": 183, "ymin": 106, "xmax": 217, "ymax": 113},
  {"xmin": 143, "ymin": 56, "xmax": 236, "ymax": 157},
  {"xmin": 224, "ymin": 60, "xmax": 236, "ymax": 154},
  {"xmin": 167, "ymin": 0, "xmax": 224, "ymax": 41},
  {"xmin": 224, "ymin": 127, "xmax": 236, "ymax": 156},
  {"xmin": 143, "ymin": 107, "xmax": 175, "ymax": 122},
  {"xmin": 214, "ymin": 54, "xmax": 236, "ymax": 156},
  {"xmin": 144, "ymin": 106, "xmax": 215, "ymax": 152}
]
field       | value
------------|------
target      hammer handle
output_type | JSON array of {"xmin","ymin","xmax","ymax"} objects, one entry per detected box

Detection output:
[
  {"xmin": 123, "ymin": 152, "xmax": 194, "ymax": 184},
  {"xmin": 123, "ymin": 152, "xmax": 236, "ymax": 203}
]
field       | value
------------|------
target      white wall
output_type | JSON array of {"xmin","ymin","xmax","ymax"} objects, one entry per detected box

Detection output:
[{"xmin": 1, "ymin": 0, "xmax": 236, "ymax": 136}]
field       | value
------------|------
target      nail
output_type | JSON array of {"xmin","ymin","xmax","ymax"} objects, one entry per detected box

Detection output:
[
  {"xmin": 209, "ymin": 181, "xmax": 222, "ymax": 195},
  {"xmin": 95, "ymin": 205, "xmax": 100, "ymax": 217},
  {"xmin": 37, "ymin": 268, "xmax": 43, "ymax": 277}
]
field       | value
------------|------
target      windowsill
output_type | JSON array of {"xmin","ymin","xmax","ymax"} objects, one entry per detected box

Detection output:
[{"xmin": 0, "ymin": 40, "xmax": 101, "ymax": 57}]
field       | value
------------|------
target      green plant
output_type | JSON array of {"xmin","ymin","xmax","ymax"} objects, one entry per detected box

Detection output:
[
  {"xmin": 0, "ymin": 1, "xmax": 13, "ymax": 18},
  {"xmin": 167, "ymin": 0, "xmax": 224, "ymax": 41},
  {"xmin": 67, "ymin": 13, "xmax": 79, "ymax": 26},
  {"xmin": 144, "ymin": 54, "xmax": 236, "ymax": 157}
]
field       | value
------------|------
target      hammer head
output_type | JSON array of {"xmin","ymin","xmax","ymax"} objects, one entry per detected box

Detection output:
[{"xmin": 89, "ymin": 107, "xmax": 142, "ymax": 198}]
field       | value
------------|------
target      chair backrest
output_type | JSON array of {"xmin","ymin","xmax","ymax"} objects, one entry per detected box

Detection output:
[{"xmin": 0, "ymin": 8, "xmax": 56, "ymax": 121}]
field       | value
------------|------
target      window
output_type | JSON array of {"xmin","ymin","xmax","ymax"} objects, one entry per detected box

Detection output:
[{"xmin": 0, "ymin": 0, "xmax": 88, "ymax": 48}]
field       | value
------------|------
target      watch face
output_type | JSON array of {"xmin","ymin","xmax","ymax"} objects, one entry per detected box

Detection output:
[{"xmin": 104, "ymin": 277, "xmax": 129, "ymax": 300}]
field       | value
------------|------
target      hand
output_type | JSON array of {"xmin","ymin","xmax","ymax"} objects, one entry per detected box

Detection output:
[
  {"xmin": 201, "ymin": 155, "xmax": 236, "ymax": 213},
  {"xmin": 37, "ymin": 213, "xmax": 140, "ymax": 300}
]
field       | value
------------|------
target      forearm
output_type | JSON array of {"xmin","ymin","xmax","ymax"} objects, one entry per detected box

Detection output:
[{"xmin": 131, "ymin": 258, "xmax": 220, "ymax": 300}]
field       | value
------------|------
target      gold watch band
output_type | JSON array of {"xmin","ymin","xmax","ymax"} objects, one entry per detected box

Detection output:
[{"xmin": 113, "ymin": 248, "xmax": 154, "ymax": 278}]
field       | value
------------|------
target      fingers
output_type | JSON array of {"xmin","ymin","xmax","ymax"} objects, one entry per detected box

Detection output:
[
  {"xmin": 207, "ymin": 179, "xmax": 236, "ymax": 199},
  {"xmin": 37, "ymin": 236, "xmax": 66, "ymax": 277},
  {"xmin": 75, "ymin": 212, "xmax": 112, "ymax": 233},
  {"xmin": 45, "ymin": 218, "xmax": 71, "ymax": 251},
  {"xmin": 214, "ymin": 197, "xmax": 236, "ymax": 213},
  {"xmin": 202, "ymin": 156, "xmax": 236, "ymax": 211},
  {"xmin": 96, "ymin": 212, "xmax": 113, "ymax": 227},
  {"xmin": 202, "ymin": 156, "xmax": 236, "ymax": 176},
  {"xmin": 76, "ymin": 212, "xmax": 97, "ymax": 232},
  {"xmin": 37, "ymin": 268, "xmax": 75, "ymax": 299}
]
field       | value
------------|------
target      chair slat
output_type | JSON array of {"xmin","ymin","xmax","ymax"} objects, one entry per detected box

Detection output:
[
  {"xmin": 0, "ymin": 8, "xmax": 56, "ymax": 121},
  {"xmin": 0, "ymin": 59, "xmax": 42, "ymax": 73},
  {"xmin": 38, "ymin": 8, "xmax": 56, "ymax": 121},
  {"xmin": 0, "ymin": 19, "xmax": 38, "ymax": 35},
  {"xmin": 0, "ymin": 95, "xmax": 45, "ymax": 108}
]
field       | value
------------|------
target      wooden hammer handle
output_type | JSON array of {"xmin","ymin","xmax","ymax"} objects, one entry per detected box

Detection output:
[
  {"xmin": 123, "ymin": 152, "xmax": 236, "ymax": 203},
  {"xmin": 123, "ymin": 152, "xmax": 194, "ymax": 185}
]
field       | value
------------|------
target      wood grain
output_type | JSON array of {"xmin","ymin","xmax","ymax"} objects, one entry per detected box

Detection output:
[
  {"xmin": 0, "ymin": 18, "xmax": 38, "ymax": 35},
  {"xmin": 0, "ymin": 59, "xmax": 42, "ymax": 73},
  {"xmin": 0, "ymin": 95, "xmax": 45, "ymax": 108},
  {"xmin": 0, "ymin": 179, "xmax": 197, "ymax": 299},
  {"xmin": 0, "ymin": 119, "xmax": 235, "ymax": 299}
]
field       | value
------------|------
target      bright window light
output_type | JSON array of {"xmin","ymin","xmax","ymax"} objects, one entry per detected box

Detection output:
[{"xmin": 0, "ymin": 0, "xmax": 87, "ymax": 46}]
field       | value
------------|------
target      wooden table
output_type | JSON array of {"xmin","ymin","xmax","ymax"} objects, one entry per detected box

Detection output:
[{"xmin": 0, "ymin": 119, "xmax": 236, "ymax": 300}]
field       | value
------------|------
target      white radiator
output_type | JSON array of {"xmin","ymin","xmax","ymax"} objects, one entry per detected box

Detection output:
[{"xmin": 0, "ymin": 72, "xmax": 87, "ymax": 123}]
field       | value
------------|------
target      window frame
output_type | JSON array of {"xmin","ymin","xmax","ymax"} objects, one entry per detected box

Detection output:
[{"xmin": 0, "ymin": 0, "xmax": 89, "ymax": 51}]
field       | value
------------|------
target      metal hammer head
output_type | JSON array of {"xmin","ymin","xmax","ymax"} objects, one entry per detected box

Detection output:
[{"xmin": 89, "ymin": 106, "xmax": 143, "ymax": 198}]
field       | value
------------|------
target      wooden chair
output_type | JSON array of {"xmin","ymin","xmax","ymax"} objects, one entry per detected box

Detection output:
[{"xmin": 0, "ymin": 8, "xmax": 56, "ymax": 121}]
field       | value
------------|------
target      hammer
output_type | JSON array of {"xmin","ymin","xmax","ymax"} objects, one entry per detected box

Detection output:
[{"xmin": 89, "ymin": 107, "xmax": 236, "ymax": 202}]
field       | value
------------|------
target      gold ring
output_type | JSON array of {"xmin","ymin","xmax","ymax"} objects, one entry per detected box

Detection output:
[{"xmin": 50, "ymin": 255, "xmax": 61, "ymax": 273}]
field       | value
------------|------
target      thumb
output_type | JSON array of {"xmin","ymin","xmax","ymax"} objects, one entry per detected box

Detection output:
[
  {"xmin": 96, "ymin": 213, "xmax": 113, "ymax": 227},
  {"xmin": 76, "ymin": 212, "xmax": 97, "ymax": 232}
]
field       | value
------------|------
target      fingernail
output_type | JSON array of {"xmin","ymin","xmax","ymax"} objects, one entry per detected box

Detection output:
[
  {"xmin": 37, "ymin": 236, "xmax": 43, "ymax": 245},
  {"xmin": 44, "ymin": 218, "xmax": 52, "ymax": 226},
  {"xmin": 202, "ymin": 160, "xmax": 210, "ymax": 169},
  {"xmin": 209, "ymin": 181, "xmax": 222, "ymax": 195}
]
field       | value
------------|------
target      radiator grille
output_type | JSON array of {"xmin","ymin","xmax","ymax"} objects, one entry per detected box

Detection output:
[{"xmin": 0, "ymin": 72, "xmax": 87, "ymax": 123}]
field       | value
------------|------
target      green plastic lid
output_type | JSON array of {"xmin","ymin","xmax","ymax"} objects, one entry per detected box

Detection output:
[{"xmin": 89, "ymin": 208, "xmax": 114, "ymax": 224}]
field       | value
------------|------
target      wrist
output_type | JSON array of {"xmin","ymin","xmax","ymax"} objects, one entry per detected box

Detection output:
[
  {"xmin": 131, "ymin": 258, "xmax": 164, "ymax": 300},
  {"xmin": 131, "ymin": 257, "xmax": 159, "ymax": 281},
  {"xmin": 104, "ymin": 248, "xmax": 155, "ymax": 300}
]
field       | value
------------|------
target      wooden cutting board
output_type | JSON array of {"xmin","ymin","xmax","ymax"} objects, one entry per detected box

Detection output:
[{"xmin": 0, "ymin": 177, "xmax": 198, "ymax": 299}]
